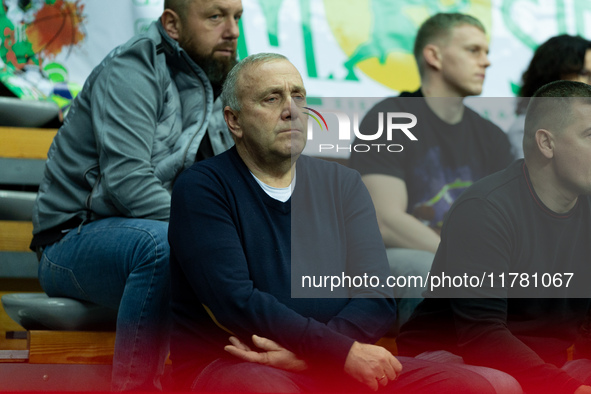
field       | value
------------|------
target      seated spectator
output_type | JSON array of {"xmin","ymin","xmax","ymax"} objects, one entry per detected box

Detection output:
[
  {"xmin": 168, "ymin": 52, "xmax": 499, "ymax": 393},
  {"xmin": 349, "ymin": 12, "xmax": 513, "ymax": 330},
  {"xmin": 508, "ymin": 34, "xmax": 591, "ymax": 158},
  {"xmin": 397, "ymin": 80, "xmax": 591, "ymax": 394},
  {"xmin": 30, "ymin": 0, "xmax": 242, "ymax": 390}
]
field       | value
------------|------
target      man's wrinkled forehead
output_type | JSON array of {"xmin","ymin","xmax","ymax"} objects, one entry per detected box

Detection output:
[{"xmin": 237, "ymin": 60, "xmax": 305, "ymax": 101}]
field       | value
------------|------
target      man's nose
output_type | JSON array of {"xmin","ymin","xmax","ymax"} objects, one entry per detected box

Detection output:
[
  {"xmin": 281, "ymin": 97, "xmax": 293, "ymax": 120},
  {"xmin": 482, "ymin": 53, "xmax": 491, "ymax": 68},
  {"xmin": 223, "ymin": 17, "xmax": 240, "ymax": 40}
]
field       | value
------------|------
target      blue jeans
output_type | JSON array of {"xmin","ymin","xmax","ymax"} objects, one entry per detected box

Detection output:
[
  {"xmin": 38, "ymin": 217, "xmax": 171, "ymax": 391},
  {"xmin": 386, "ymin": 248, "xmax": 435, "ymax": 332},
  {"xmin": 417, "ymin": 351, "xmax": 591, "ymax": 392},
  {"xmin": 190, "ymin": 356, "xmax": 496, "ymax": 393}
]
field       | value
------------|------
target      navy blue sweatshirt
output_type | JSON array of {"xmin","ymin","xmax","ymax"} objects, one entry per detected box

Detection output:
[{"xmin": 169, "ymin": 147, "xmax": 396, "ymax": 389}]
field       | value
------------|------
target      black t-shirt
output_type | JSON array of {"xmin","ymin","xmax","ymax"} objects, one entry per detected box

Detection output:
[
  {"xmin": 195, "ymin": 83, "xmax": 223, "ymax": 162},
  {"xmin": 397, "ymin": 160, "xmax": 591, "ymax": 394},
  {"xmin": 349, "ymin": 89, "xmax": 514, "ymax": 231}
]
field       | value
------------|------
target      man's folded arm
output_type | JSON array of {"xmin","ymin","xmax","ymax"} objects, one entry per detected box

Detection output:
[{"xmin": 362, "ymin": 174, "xmax": 440, "ymax": 253}]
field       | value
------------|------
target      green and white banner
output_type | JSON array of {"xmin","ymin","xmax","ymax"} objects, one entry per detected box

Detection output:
[{"xmin": 1, "ymin": 0, "xmax": 589, "ymax": 113}]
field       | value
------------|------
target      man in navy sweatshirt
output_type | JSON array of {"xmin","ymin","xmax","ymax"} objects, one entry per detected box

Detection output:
[{"xmin": 168, "ymin": 53, "xmax": 496, "ymax": 393}]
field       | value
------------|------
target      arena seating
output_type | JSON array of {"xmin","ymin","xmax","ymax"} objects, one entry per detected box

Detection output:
[{"xmin": 0, "ymin": 126, "xmax": 118, "ymax": 390}]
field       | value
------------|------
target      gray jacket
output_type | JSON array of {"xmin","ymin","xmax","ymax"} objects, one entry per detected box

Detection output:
[{"xmin": 32, "ymin": 21, "xmax": 233, "ymax": 235}]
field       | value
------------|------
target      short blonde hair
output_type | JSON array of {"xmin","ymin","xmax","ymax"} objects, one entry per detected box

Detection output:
[{"xmin": 414, "ymin": 13, "xmax": 485, "ymax": 75}]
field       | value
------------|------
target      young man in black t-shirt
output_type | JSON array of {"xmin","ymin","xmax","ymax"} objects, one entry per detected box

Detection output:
[
  {"xmin": 349, "ymin": 13, "xmax": 513, "ymax": 328},
  {"xmin": 397, "ymin": 81, "xmax": 591, "ymax": 394}
]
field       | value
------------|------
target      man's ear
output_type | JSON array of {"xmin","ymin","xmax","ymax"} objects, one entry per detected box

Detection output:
[
  {"xmin": 161, "ymin": 9, "xmax": 181, "ymax": 41},
  {"xmin": 535, "ymin": 129, "xmax": 554, "ymax": 159},
  {"xmin": 423, "ymin": 44, "xmax": 442, "ymax": 71},
  {"xmin": 224, "ymin": 107, "xmax": 243, "ymax": 139}
]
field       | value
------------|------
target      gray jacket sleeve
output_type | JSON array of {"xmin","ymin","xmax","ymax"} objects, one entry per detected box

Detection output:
[{"xmin": 90, "ymin": 38, "xmax": 171, "ymax": 220}]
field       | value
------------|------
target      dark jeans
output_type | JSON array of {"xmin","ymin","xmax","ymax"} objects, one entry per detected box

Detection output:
[
  {"xmin": 190, "ymin": 356, "xmax": 496, "ymax": 393},
  {"xmin": 38, "ymin": 217, "xmax": 171, "ymax": 391}
]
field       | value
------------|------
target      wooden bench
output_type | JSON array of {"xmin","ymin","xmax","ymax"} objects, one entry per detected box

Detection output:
[
  {"xmin": 0, "ymin": 127, "xmax": 57, "ymax": 184},
  {"xmin": 0, "ymin": 128, "xmax": 387, "ymax": 390},
  {"xmin": 0, "ymin": 126, "xmax": 119, "ymax": 390},
  {"xmin": 0, "ymin": 127, "xmax": 57, "ymax": 279}
]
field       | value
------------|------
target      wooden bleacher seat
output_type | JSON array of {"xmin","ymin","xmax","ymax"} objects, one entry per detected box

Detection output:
[
  {"xmin": 0, "ymin": 126, "xmax": 119, "ymax": 389},
  {"xmin": 2, "ymin": 293, "xmax": 117, "ymax": 331},
  {"xmin": 0, "ymin": 127, "xmax": 384, "ymax": 389},
  {"xmin": 0, "ymin": 127, "xmax": 57, "ymax": 278},
  {"xmin": 0, "ymin": 126, "xmax": 57, "ymax": 185}
]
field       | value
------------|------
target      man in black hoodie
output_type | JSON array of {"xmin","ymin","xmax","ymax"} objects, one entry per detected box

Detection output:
[{"xmin": 397, "ymin": 80, "xmax": 591, "ymax": 394}]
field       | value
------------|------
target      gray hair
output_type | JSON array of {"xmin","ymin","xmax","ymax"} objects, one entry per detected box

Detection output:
[
  {"xmin": 414, "ymin": 13, "xmax": 486, "ymax": 75},
  {"xmin": 523, "ymin": 80, "xmax": 591, "ymax": 156},
  {"xmin": 221, "ymin": 53, "xmax": 288, "ymax": 112}
]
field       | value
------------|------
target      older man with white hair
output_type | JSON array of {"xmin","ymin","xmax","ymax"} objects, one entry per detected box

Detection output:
[{"xmin": 168, "ymin": 53, "xmax": 496, "ymax": 393}]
